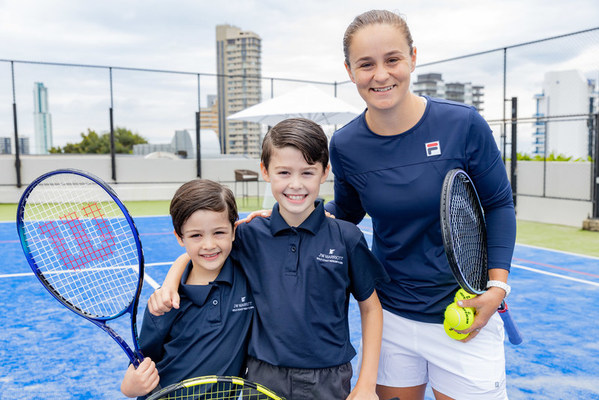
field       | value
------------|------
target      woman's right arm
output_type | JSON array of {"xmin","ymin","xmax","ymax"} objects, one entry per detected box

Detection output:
[
  {"xmin": 326, "ymin": 138, "xmax": 366, "ymax": 223},
  {"xmin": 147, "ymin": 253, "xmax": 190, "ymax": 316}
]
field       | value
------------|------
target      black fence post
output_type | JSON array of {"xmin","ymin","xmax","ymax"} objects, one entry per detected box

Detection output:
[
  {"xmin": 196, "ymin": 73, "xmax": 202, "ymax": 178},
  {"xmin": 502, "ymin": 48, "xmax": 507, "ymax": 164},
  {"xmin": 511, "ymin": 97, "xmax": 518, "ymax": 210},
  {"xmin": 593, "ymin": 113, "xmax": 599, "ymax": 219},
  {"xmin": 109, "ymin": 67, "xmax": 116, "ymax": 182},
  {"xmin": 11, "ymin": 61, "xmax": 21, "ymax": 188},
  {"xmin": 196, "ymin": 111, "xmax": 201, "ymax": 178}
]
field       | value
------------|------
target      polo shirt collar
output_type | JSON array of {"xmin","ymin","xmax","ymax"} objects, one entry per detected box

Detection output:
[
  {"xmin": 180, "ymin": 257, "xmax": 234, "ymax": 306},
  {"xmin": 270, "ymin": 198, "xmax": 325, "ymax": 236}
]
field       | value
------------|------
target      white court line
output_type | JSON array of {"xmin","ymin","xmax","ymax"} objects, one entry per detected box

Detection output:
[
  {"xmin": 5, "ymin": 261, "xmax": 597, "ymax": 288},
  {"xmin": 516, "ymin": 243, "xmax": 599, "ymax": 260},
  {"xmin": 0, "ymin": 262, "xmax": 172, "ymax": 289},
  {"xmin": 511, "ymin": 263, "xmax": 599, "ymax": 287}
]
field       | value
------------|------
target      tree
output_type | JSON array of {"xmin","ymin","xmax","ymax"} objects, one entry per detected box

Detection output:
[
  {"xmin": 514, "ymin": 152, "xmax": 589, "ymax": 162},
  {"xmin": 53, "ymin": 127, "xmax": 148, "ymax": 154}
]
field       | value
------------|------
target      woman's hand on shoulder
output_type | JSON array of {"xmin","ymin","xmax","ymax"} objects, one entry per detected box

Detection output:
[{"xmin": 235, "ymin": 209, "xmax": 271, "ymax": 226}]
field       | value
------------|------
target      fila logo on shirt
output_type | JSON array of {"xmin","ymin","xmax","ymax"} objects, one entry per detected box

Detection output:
[{"xmin": 425, "ymin": 141, "xmax": 441, "ymax": 156}]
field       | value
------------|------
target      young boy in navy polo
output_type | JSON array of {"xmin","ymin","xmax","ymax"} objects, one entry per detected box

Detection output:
[
  {"xmin": 120, "ymin": 179, "xmax": 254, "ymax": 399},
  {"xmin": 151, "ymin": 118, "xmax": 388, "ymax": 400}
]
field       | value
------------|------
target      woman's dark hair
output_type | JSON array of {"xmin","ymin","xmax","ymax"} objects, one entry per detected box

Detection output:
[{"xmin": 343, "ymin": 10, "xmax": 413, "ymax": 67}]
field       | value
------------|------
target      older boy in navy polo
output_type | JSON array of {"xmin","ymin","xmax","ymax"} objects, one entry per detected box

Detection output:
[
  {"xmin": 152, "ymin": 118, "xmax": 388, "ymax": 400},
  {"xmin": 120, "ymin": 179, "xmax": 254, "ymax": 399}
]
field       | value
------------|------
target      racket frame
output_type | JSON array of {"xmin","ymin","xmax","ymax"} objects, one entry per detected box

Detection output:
[
  {"xmin": 16, "ymin": 168, "xmax": 145, "ymax": 366},
  {"xmin": 440, "ymin": 168, "xmax": 522, "ymax": 345},
  {"xmin": 146, "ymin": 376, "xmax": 286, "ymax": 400},
  {"xmin": 440, "ymin": 168, "xmax": 488, "ymax": 295}
]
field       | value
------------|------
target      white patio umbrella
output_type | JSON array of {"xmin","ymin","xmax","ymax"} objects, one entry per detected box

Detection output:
[
  {"xmin": 227, "ymin": 85, "xmax": 361, "ymax": 209},
  {"xmin": 227, "ymin": 85, "xmax": 362, "ymax": 126}
]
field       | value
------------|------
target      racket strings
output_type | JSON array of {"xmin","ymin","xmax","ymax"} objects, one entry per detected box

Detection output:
[
  {"xmin": 448, "ymin": 175, "xmax": 487, "ymax": 293},
  {"xmin": 21, "ymin": 173, "xmax": 140, "ymax": 318},
  {"xmin": 151, "ymin": 379, "xmax": 282, "ymax": 400}
]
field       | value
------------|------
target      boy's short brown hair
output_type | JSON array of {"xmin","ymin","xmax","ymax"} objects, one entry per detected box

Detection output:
[
  {"xmin": 170, "ymin": 179, "xmax": 238, "ymax": 237},
  {"xmin": 261, "ymin": 118, "xmax": 329, "ymax": 171}
]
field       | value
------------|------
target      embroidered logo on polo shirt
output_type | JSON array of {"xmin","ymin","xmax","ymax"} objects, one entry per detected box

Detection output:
[
  {"xmin": 425, "ymin": 141, "xmax": 441, "ymax": 156},
  {"xmin": 232, "ymin": 297, "xmax": 254, "ymax": 312},
  {"xmin": 317, "ymin": 249, "xmax": 344, "ymax": 265}
]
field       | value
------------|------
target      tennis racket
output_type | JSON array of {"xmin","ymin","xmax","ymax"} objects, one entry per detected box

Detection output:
[
  {"xmin": 16, "ymin": 169, "xmax": 145, "ymax": 366},
  {"xmin": 146, "ymin": 376, "xmax": 286, "ymax": 400},
  {"xmin": 440, "ymin": 168, "xmax": 522, "ymax": 345}
]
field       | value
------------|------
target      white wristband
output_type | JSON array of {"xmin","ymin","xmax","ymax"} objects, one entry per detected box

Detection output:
[{"xmin": 486, "ymin": 280, "xmax": 511, "ymax": 298}]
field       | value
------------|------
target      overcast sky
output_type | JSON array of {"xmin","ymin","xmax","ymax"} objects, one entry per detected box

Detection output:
[{"xmin": 1, "ymin": 0, "xmax": 598, "ymax": 150}]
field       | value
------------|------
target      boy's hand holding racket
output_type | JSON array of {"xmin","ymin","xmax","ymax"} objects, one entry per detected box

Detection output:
[{"xmin": 121, "ymin": 357, "xmax": 160, "ymax": 397}]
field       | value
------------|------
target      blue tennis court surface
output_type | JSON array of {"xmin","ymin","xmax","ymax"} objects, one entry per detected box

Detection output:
[{"xmin": 1, "ymin": 215, "xmax": 599, "ymax": 399}]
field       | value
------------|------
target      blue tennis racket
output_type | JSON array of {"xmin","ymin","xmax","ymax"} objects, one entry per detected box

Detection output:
[
  {"xmin": 440, "ymin": 168, "xmax": 522, "ymax": 345},
  {"xmin": 16, "ymin": 169, "xmax": 145, "ymax": 366}
]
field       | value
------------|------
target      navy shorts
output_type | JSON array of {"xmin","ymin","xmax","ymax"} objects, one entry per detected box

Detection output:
[{"xmin": 244, "ymin": 356, "xmax": 352, "ymax": 400}]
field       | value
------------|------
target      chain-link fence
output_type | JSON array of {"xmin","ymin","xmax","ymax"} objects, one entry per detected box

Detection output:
[{"xmin": 2, "ymin": 27, "xmax": 599, "ymax": 218}]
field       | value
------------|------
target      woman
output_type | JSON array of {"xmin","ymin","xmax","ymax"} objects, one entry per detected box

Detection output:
[{"xmin": 326, "ymin": 9, "xmax": 516, "ymax": 400}]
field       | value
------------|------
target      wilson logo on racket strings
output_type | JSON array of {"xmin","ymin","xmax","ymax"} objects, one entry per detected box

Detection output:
[
  {"xmin": 38, "ymin": 203, "xmax": 116, "ymax": 270},
  {"xmin": 425, "ymin": 141, "xmax": 441, "ymax": 156}
]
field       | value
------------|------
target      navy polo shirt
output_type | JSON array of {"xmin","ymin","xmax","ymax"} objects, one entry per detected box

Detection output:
[
  {"xmin": 233, "ymin": 199, "xmax": 388, "ymax": 369},
  {"xmin": 327, "ymin": 98, "xmax": 516, "ymax": 323},
  {"xmin": 138, "ymin": 258, "xmax": 254, "ymax": 390}
]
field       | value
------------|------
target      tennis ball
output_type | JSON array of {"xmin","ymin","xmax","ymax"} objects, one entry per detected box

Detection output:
[
  {"xmin": 444, "ymin": 302, "xmax": 475, "ymax": 331},
  {"xmin": 454, "ymin": 288, "xmax": 477, "ymax": 303},
  {"xmin": 443, "ymin": 319, "xmax": 469, "ymax": 340}
]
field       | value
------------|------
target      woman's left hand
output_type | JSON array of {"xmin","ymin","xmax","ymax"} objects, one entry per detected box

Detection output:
[{"xmin": 454, "ymin": 287, "xmax": 505, "ymax": 342}]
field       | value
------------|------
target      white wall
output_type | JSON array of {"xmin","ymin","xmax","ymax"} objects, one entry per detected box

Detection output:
[
  {"xmin": 0, "ymin": 154, "xmax": 334, "ymax": 205},
  {"xmin": 1, "ymin": 155, "xmax": 593, "ymax": 227},
  {"xmin": 509, "ymin": 160, "xmax": 593, "ymax": 226}
]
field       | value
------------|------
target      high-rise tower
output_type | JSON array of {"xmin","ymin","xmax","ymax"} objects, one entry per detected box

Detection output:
[
  {"xmin": 33, "ymin": 82, "xmax": 53, "ymax": 154},
  {"xmin": 216, "ymin": 24, "xmax": 262, "ymax": 157}
]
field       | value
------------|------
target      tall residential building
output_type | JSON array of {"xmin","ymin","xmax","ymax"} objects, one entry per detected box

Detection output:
[
  {"xmin": 0, "ymin": 137, "xmax": 10, "ymax": 154},
  {"xmin": 216, "ymin": 24, "xmax": 262, "ymax": 157},
  {"xmin": 0, "ymin": 136, "xmax": 30, "ymax": 154},
  {"xmin": 412, "ymin": 73, "xmax": 485, "ymax": 113},
  {"xmin": 532, "ymin": 70, "xmax": 597, "ymax": 158},
  {"xmin": 33, "ymin": 82, "xmax": 53, "ymax": 154},
  {"xmin": 200, "ymin": 95, "xmax": 219, "ymax": 133},
  {"xmin": 19, "ymin": 136, "xmax": 31, "ymax": 154}
]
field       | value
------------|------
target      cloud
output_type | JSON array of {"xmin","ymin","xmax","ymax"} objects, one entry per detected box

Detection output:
[{"xmin": 1, "ymin": 0, "xmax": 598, "ymax": 149}]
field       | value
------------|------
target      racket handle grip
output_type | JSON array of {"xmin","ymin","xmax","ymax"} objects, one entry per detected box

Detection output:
[{"xmin": 498, "ymin": 301, "xmax": 523, "ymax": 345}]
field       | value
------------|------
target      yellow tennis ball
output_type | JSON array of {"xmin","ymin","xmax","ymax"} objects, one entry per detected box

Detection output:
[
  {"xmin": 454, "ymin": 288, "xmax": 477, "ymax": 302},
  {"xmin": 444, "ymin": 302, "xmax": 475, "ymax": 331},
  {"xmin": 443, "ymin": 319, "xmax": 469, "ymax": 340}
]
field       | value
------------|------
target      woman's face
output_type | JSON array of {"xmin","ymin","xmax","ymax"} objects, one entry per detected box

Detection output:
[{"xmin": 345, "ymin": 23, "xmax": 416, "ymax": 113}]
